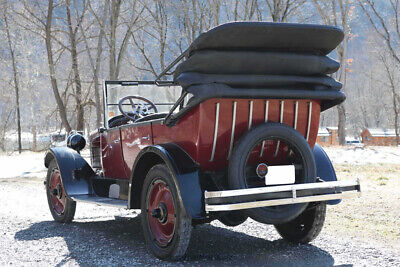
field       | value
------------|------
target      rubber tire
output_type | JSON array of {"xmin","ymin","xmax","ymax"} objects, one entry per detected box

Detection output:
[
  {"xmin": 228, "ymin": 122, "xmax": 317, "ymax": 224},
  {"xmin": 218, "ymin": 211, "xmax": 248, "ymax": 227},
  {"xmin": 46, "ymin": 160, "xmax": 76, "ymax": 223},
  {"xmin": 274, "ymin": 202, "xmax": 326, "ymax": 244},
  {"xmin": 141, "ymin": 164, "xmax": 192, "ymax": 261}
]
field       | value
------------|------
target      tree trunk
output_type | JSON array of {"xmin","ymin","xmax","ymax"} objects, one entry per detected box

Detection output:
[
  {"xmin": 66, "ymin": 0, "xmax": 84, "ymax": 131},
  {"xmin": 337, "ymin": 104, "xmax": 346, "ymax": 145},
  {"xmin": 109, "ymin": 0, "xmax": 121, "ymax": 80},
  {"xmin": 4, "ymin": 15, "xmax": 22, "ymax": 153},
  {"xmin": 45, "ymin": 0, "xmax": 72, "ymax": 132},
  {"xmin": 94, "ymin": 13, "xmax": 106, "ymax": 128},
  {"xmin": 32, "ymin": 126, "xmax": 37, "ymax": 152},
  {"xmin": 394, "ymin": 96, "xmax": 399, "ymax": 145}
]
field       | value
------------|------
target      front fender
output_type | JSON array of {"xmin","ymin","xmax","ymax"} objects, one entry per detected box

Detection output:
[
  {"xmin": 44, "ymin": 147, "xmax": 94, "ymax": 197},
  {"xmin": 130, "ymin": 144, "xmax": 203, "ymax": 219},
  {"xmin": 313, "ymin": 144, "xmax": 341, "ymax": 205}
]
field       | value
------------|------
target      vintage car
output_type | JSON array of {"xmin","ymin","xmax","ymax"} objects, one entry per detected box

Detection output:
[{"xmin": 44, "ymin": 22, "xmax": 360, "ymax": 260}]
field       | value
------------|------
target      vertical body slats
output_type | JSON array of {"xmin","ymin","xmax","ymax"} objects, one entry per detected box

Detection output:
[
  {"xmin": 306, "ymin": 102, "xmax": 313, "ymax": 142},
  {"xmin": 227, "ymin": 101, "xmax": 237, "ymax": 159},
  {"xmin": 200, "ymin": 98, "xmax": 319, "ymax": 170},
  {"xmin": 209, "ymin": 103, "xmax": 220, "ymax": 162},
  {"xmin": 274, "ymin": 101, "xmax": 284, "ymax": 157},
  {"xmin": 248, "ymin": 101, "xmax": 254, "ymax": 129},
  {"xmin": 294, "ymin": 101, "xmax": 299, "ymax": 130},
  {"xmin": 259, "ymin": 100, "xmax": 269, "ymax": 157}
]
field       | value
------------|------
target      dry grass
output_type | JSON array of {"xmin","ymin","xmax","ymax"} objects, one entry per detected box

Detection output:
[{"xmin": 324, "ymin": 163, "xmax": 400, "ymax": 251}]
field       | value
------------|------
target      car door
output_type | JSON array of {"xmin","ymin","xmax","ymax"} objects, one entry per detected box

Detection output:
[
  {"xmin": 101, "ymin": 128, "xmax": 129, "ymax": 179},
  {"xmin": 120, "ymin": 123, "xmax": 153, "ymax": 178}
]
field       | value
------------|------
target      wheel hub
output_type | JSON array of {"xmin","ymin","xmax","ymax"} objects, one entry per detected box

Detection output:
[
  {"xmin": 151, "ymin": 202, "xmax": 168, "ymax": 224},
  {"xmin": 52, "ymin": 184, "xmax": 63, "ymax": 199},
  {"xmin": 256, "ymin": 163, "xmax": 268, "ymax": 178},
  {"xmin": 147, "ymin": 180, "xmax": 176, "ymax": 246},
  {"xmin": 49, "ymin": 170, "xmax": 66, "ymax": 215}
]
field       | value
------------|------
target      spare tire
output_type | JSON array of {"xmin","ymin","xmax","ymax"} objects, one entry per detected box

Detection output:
[{"xmin": 228, "ymin": 122, "xmax": 317, "ymax": 224}]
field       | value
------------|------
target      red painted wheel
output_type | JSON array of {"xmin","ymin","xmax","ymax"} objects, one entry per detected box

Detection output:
[
  {"xmin": 141, "ymin": 164, "xmax": 192, "ymax": 260},
  {"xmin": 49, "ymin": 170, "xmax": 66, "ymax": 215},
  {"xmin": 147, "ymin": 180, "xmax": 176, "ymax": 246},
  {"xmin": 46, "ymin": 160, "xmax": 76, "ymax": 223}
]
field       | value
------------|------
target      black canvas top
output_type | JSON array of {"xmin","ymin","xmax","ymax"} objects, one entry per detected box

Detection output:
[
  {"xmin": 176, "ymin": 72, "xmax": 342, "ymax": 90},
  {"xmin": 187, "ymin": 22, "xmax": 344, "ymax": 56},
  {"xmin": 174, "ymin": 50, "xmax": 339, "ymax": 79}
]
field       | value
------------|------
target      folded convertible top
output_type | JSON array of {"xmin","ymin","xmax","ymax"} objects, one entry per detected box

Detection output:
[
  {"xmin": 164, "ymin": 22, "xmax": 345, "ymax": 116},
  {"xmin": 187, "ymin": 22, "xmax": 344, "ymax": 56},
  {"xmin": 176, "ymin": 72, "xmax": 343, "ymax": 90},
  {"xmin": 174, "ymin": 51, "xmax": 339, "ymax": 79}
]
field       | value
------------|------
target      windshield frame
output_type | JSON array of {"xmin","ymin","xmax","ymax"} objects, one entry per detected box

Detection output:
[{"xmin": 103, "ymin": 80, "xmax": 179, "ymax": 129}]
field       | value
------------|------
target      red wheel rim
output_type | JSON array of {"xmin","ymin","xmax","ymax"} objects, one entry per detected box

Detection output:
[
  {"xmin": 147, "ymin": 180, "xmax": 176, "ymax": 246},
  {"xmin": 49, "ymin": 170, "xmax": 66, "ymax": 215}
]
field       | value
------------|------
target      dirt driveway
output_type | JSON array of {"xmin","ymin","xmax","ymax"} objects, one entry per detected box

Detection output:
[{"xmin": 0, "ymin": 164, "xmax": 399, "ymax": 266}]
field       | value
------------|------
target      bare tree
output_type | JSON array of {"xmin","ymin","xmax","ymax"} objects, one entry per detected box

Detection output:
[
  {"xmin": 312, "ymin": 0, "xmax": 353, "ymax": 145},
  {"xmin": 65, "ymin": 0, "xmax": 88, "ymax": 131},
  {"xmin": 3, "ymin": 7, "xmax": 22, "ymax": 153},
  {"xmin": 84, "ymin": 0, "xmax": 108, "ymax": 127},
  {"xmin": 379, "ymin": 53, "xmax": 400, "ymax": 145},
  {"xmin": 45, "ymin": 0, "xmax": 72, "ymax": 132},
  {"xmin": 265, "ymin": 0, "xmax": 307, "ymax": 22},
  {"xmin": 358, "ymin": 0, "xmax": 400, "ymax": 143},
  {"xmin": 107, "ymin": 1, "xmax": 144, "ymax": 80},
  {"xmin": 358, "ymin": 0, "xmax": 400, "ymax": 65}
]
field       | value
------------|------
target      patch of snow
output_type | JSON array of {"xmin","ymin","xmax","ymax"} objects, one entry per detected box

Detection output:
[
  {"xmin": 0, "ymin": 151, "xmax": 47, "ymax": 179},
  {"xmin": 323, "ymin": 146, "xmax": 400, "ymax": 165},
  {"xmin": 0, "ymin": 146, "xmax": 399, "ymax": 179}
]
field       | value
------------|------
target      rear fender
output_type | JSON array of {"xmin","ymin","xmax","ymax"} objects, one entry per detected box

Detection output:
[
  {"xmin": 313, "ymin": 143, "xmax": 340, "ymax": 205},
  {"xmin": 129, "ymin": 144, "xmax": 204, "ymax": 219},
  {"xmin": 44, "ymin": 147, "xmax": 95, "ymax": 197}
]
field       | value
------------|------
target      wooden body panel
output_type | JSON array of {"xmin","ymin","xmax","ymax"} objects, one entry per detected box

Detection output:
[
  {"xmin": 91, "ymin": 98, "xmax": 321, "ymax": 176},
  {"xmin": 152, "ymin": 98, "xmax": 320, "ymax": 171},
  {"xmin": 100, "ymin": 128, "xmax": 129, "ymax": 178},
  {"xmin": 120, "ymin": 124, "xmax": 153, "ymax": 177}
]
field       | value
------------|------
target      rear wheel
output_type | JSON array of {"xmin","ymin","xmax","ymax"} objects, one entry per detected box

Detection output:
[
  {"xmin": 141, "ymin": 164, "xmax": 192, "ymax": 260},
  {"xmin": 228, "ymin": 122, "xmax": 317, "ymax": 224},
  {"xmin": 218, "ymin": 211, "xmax": 248, "ymax": 227},
  {"xmin": 274, "ymin": 202, "xmax": 326, "ymax": 243},
  {"xmin": 46, "ymin": 160, "xmax": 76, "ymax": 223}
]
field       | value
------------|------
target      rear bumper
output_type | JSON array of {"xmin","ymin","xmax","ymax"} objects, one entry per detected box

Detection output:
[{"xmin": 204, "ymin": 179, "xmax": 361, "ymax": 212}]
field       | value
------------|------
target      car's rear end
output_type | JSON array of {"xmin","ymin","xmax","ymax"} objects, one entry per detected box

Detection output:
[{"xmin": 162, "ymin": 22, "xmax": 360, "ymax": 237}]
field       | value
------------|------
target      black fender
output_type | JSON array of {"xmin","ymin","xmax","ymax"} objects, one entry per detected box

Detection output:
[
  {"xmin": 129, "ymin": 143, "xmax": 204, "ymax": 219},
  {"xmin": 44, "ymin": 147, "xmax": 95, "ymax": 197},
  {"xmin": 313, "ymin": 143, "xmax": 340, "ymax": 205}
]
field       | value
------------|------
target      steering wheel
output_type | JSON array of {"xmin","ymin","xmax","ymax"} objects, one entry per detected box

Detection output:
[{"xmin": 118, "ymin": 96, "xmax": 158, "ymax": 122}]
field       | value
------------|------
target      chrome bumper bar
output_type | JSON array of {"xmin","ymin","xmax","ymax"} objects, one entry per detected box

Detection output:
[{"xmin": 204, "ymin": 179, "xmax": 361, "ymax": 212}]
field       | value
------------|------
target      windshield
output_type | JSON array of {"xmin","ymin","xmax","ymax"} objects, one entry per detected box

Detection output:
[{"xmin": 104, "ymin": 82, "xmax": 182, "ymax": 125}]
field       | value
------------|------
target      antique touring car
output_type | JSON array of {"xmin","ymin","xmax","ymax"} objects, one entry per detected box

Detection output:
[{"xmin": 44, "ymin": 22, "xmax": 360, "ymax": 260}]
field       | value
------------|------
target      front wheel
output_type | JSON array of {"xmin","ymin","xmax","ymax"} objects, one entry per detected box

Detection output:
[
  {"xmin": 141, "ymin": 164, "xmax": 192, "ymax": 260},
  {"xmin": 46, "ymin": 159, "xmax": 76, "ymax": 223},
  {"xmin": 274, "ymin": 202, "xmax": 326, "ymax": 244}
]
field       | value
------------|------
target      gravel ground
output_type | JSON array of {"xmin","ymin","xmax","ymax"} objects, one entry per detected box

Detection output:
[{"xmin": 1, "ymin": 177, "xmax": 399, "ymax": 266}]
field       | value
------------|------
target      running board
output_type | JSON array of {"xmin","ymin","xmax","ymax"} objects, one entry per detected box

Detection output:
[
  {"xmin": 71, "ymin": 195, "xmax": 128, "ymax": 208},
  {"xmin": 204, "ymin": 179, "xmax": 361, "ymax": 212}
]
